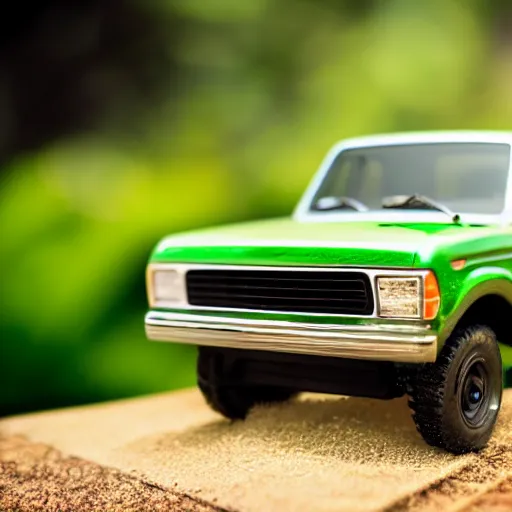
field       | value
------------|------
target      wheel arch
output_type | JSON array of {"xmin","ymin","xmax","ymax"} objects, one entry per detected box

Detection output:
[{"xmin": 439, "ymin": 278, "xmax": 512, "ymax": 348}]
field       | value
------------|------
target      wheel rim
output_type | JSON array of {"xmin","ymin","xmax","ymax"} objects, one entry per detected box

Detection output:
[{"xmin": 458, "ymin": 356, "xmax": 496, "ymax": 429}]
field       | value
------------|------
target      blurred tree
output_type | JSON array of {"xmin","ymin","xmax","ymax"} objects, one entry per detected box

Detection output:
[
  {"xmin": 0, "ymin": 0, "xmax": 176, "ymax": 167},
  {"xmin": 0, "ymin": 0, "xmax": 511, "ymax": 416}
]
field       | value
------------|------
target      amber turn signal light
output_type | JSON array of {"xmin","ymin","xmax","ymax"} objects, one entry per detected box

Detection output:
[
  {"xmin": 423, "ymin": 271, "xmax": 440, "ymax": 320},
  {"xmin": 450, "ymin": 259, "xmax": 466, "ymax": 271}
]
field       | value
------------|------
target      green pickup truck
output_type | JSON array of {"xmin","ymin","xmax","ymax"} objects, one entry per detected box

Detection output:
[{"xmin": 145, "ymin": 131, "xmax": 512, "ymax": 454}]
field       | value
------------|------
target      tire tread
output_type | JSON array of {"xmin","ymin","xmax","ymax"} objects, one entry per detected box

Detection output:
[{"xmin": 408, "ymin": 325, "xmax": 500, "ymax": 453}]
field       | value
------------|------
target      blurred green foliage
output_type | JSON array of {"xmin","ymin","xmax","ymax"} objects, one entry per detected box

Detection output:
[{"xmin": 1, "ymin": 0, "xmax": 512, "ymax": 415}]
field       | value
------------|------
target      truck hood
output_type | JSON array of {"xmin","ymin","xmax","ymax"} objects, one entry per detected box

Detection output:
[{"xmin": 151, "ymin": 217, "xmax": 492, "ymax": 268}]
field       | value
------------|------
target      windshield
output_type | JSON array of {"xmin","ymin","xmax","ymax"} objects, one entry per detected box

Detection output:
[{"xmin": 309, "ymin": 143, "xmax": 510, "ymax": 215}]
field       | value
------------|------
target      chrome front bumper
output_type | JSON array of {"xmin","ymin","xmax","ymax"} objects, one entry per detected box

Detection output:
[{"xmin": 145, "ymin": 311, "xmax": 438, "ymax": 363}]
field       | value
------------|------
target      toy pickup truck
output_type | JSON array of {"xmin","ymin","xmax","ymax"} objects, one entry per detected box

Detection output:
[{"xmin": 145, "ymin": 131, "xmax": 512, "ymax": 454}]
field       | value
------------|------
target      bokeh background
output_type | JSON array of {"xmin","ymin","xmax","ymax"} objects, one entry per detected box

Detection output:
[{"xmin": 1, "ymin": 0, "xmax": 511, "ymax": 416}]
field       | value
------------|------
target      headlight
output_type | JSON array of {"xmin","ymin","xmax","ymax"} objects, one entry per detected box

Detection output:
[
  {"xmin": 377, "ymin": 276, "xmax": 421, "ymax": 318},
  {"xmin": 148, "ymin": 267, "xmax": 186, "ymax": 306},
  {"xmin": 376, "ymin": 271, "xmax": 440, "ymax": 320}
]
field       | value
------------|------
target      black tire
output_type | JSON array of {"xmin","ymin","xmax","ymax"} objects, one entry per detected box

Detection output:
[
  {"xmin": 408, "ymin": 325, "xmax": 502, "ymax": 454},
  {"xmin": 197, "ymin": 348, "xmax": 297, "ymax": 420}
]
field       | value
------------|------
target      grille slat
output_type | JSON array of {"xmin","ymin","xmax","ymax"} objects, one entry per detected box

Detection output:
[
  {"xmin": 186, "ymin": 269, "xmax": 374, "ymax": 315},
  {"xmin": 184, "ymin": 297, "xmax": 369, "ymax": 311},
  {"xmin": 188, "ymin": 274, "xmax": 365, "ymax": 284},
  {"xmin": 188, "ymin": 293, "xmax": 369, "ymax": 303},
  {"xmin": 189, "ymin": 289, "xmax": 367, "ymax": 299},
  {"xmin": 188, "ymin": 284, "xmax": 367, "ymax": 294}
]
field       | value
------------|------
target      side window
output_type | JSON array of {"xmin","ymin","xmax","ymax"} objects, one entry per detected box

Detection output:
[
  {"xmin": 435, "ymin": 156, "xmax": 461, "ymax": 200},
  {"xmin": 312, "ymin": 160, "xmax": 350, "ymax": 201},
  {"xmin": 435, "ymin": 153, "xmax": 508, "ymax": 213},
  {"xmin": 358, "ymin": 159, "xmax": 383, "ymax": 206},
  {"xmin": 327, "ymin": 160, "xmax": 351, "ymax": 197},
  {"xmin": 312, "ymin": 154, "xmax": 383, "ymax": 208}
]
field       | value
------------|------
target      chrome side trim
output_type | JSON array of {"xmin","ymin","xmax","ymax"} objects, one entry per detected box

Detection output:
[
  {"xmin": 145, "ymin": 311, "xmax": 438, "ymax": 363},
  {"xmin": 147, "ymin": 263, "xmax": 430, "ymax": 319}
]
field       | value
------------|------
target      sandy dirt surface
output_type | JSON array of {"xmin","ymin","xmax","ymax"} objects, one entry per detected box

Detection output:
[
  {"xmin": 1, "ymin": 389, "xmax": 511, "ymax": 512},
  {"xmin": 465, "ymin": 477, "xmax": 512, "ymax": 512},
  {"xmin": 0, "ymin": 435, "xmax": 220, "ymax": 512}
]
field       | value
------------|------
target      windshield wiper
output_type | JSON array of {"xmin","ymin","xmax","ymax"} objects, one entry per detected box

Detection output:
[
  {"xmin": 382, "ymin": 194, "xmax": 461, "ymax": 224},
  {"xmin": 313, "ymin": 196, "xmax": 370, "ymax": 212}
]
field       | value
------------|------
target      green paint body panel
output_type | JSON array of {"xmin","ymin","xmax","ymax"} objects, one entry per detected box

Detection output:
[{"xmin": 149, "ymin": 217, "xmax": 512, "ymax": 368}]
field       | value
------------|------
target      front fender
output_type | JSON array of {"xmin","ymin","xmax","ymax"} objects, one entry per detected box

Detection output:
[{"xmin": 438, "ymin": 266, "xmax": 512, "ymax": 346}]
